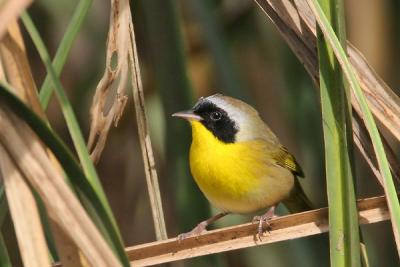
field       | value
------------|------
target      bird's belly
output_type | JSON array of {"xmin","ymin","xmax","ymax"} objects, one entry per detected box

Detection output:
[{"xmin": 189, "ymin": 140, "xmax": 294, "ymax": 214}]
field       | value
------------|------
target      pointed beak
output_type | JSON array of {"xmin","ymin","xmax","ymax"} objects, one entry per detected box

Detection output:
[{"xmin": 172, "ymin": 110, "xmax": 202, "ymax": 121}]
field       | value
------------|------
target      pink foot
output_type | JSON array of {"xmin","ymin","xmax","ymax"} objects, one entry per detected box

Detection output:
[
  {"xmin": 252, "ymin": 206, "xmax": 276, "ymax": 239},
  {"xmin": 177, "ymin": 221, "xmax": 208, "ymax": 241}
]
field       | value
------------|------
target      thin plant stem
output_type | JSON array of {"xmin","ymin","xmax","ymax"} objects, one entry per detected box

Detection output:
[{"xmin": 39, "ymin": 0, "xmax": 92, "ymax": 108}]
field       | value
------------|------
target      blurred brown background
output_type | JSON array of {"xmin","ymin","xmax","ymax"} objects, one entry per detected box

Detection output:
[{"xmin": 23, "ymin": 0, "xmax": 399, "ymax": 266}]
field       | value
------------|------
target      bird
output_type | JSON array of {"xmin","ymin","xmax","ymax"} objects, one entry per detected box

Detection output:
[{"xmin": 172, "ymin": 94, "xmax": 312, "ymax": 239}]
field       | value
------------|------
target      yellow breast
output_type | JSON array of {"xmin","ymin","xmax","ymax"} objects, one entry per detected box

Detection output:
[{"xmin": 189, "ymin": 121, "xmax": 294, "ymax": 214}]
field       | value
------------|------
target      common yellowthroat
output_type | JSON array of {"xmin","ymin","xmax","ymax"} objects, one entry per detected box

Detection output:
[{"xmin": 173, "ymin": 94, "xmax": 311, "ymax": 238}]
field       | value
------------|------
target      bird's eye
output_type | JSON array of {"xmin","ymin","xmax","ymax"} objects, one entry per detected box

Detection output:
[{"xmin": 210, "ymin": 111, "xmax": 222, "ymax": 121}]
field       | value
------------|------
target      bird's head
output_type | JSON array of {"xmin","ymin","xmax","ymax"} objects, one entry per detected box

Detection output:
[{"xmin": 173, "ymin": 94, "xmax": 273, "ymax": 144}]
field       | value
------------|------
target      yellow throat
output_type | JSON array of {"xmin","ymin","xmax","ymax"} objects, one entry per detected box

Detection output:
[{"xmin": 188, "ymin": 121, "xmax": 294, "ymax": 214}]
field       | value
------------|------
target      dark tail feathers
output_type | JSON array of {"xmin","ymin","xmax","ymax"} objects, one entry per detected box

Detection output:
[{"xmin": 282, "ymin": 178, "xmax": 313, "ymax": 213}]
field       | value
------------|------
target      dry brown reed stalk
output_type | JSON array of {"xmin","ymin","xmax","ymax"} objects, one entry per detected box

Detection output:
[
  {"xmin": 0, "ymin": 0, "xmax": 31, "ymax": 39},
  {"xmin": 0, "ymin": 147, "xmax": 51, "ymax": 267},
  {"xmin": 88, "ymin": 0, "xmax": 167, "ymax": 240},
  {"xmin": 0, "ymin": 21, "xmax": 89, "ymax": 266},
  {"xmin": 49, "ymin": 224, "xmax": 90, "ymax": 267},
  {"xmin": 0, "ymin": 28, "xmax": 48, "ymax": 267},
  {"xmin": 254, "ymin": 0, "xmax": 400, "ymax": 185},
  {"xmin": 127, "ymin": 6, "xmax": 167, "ymax": 241},
  {"xmin": 0, "ymin": 106, "xmax": 122, "ymax": 267},
  {"xmin": 0, "ymin": 21, "xmax": 43, "ymax": 114},
  {"xmin": 353, "ymin": 111, "xmax": 400, "ymax": 186},
  {"xmin": 126, "ymin": 195, "xmax": 389, "ymax": 266},
  {"xmin": 0, "ymin": 55, "xmax": 5, "ymax": 80}
]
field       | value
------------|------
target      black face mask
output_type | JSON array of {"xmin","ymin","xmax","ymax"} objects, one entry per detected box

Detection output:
[{"xmin": 192, "ymin": 100, "xmax": 238, "ymax": 143}]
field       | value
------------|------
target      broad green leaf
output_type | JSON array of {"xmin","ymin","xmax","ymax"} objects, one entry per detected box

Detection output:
[
  {"xmin": 317, "ymin": 0, "xmax": 361, "ymax": 265},
  {"xmin": 308, "ymin": 0, "xmax": 400, "ymax": 256}
]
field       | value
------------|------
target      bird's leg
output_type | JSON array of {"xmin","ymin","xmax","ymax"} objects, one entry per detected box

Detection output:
[
  {"xmin": 177, "ymin": 212, "xmax": 229, "ymax": 241},
  {"xmin": 252, "ymin": 206, "xmax": 276, "ymax": 238}
]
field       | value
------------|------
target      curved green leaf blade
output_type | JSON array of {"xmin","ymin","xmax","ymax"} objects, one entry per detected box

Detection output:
[
  {"xmin": 39, "ymin": 0, "xmax": 92, "ymax": 108},
  {"xmin": 308, "ymin": 0, "xmax": 400, "ymax": 256},
  {"xmin": 0, "ymin": 83, "xmax": 130, "ymax": 266},
  {"xmin": 20, "ymin": 12, "xmax": 107, "ymax": 211}
]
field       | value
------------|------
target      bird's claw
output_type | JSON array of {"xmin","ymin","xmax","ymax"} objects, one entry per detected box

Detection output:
[
  {"xmin": 252, "ymin": 214, "xmax": 273, "ymax": 240},
  {"xmin": 177, "ymin": 221, "xmax": 208, "ymax": 242}
]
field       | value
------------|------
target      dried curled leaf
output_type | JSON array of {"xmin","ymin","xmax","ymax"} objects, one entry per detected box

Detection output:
[
  {"xmin": 88, "ymin": 0, "xmax": 130, "ymax": 163},
  {"xmin": 88, "ymin": 0, "xmax": 167, "ymax": 240}
]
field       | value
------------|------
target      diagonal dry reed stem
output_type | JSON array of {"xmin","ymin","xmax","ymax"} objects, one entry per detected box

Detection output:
[
  {"xmin": 254, "ymin": 0, "xmax": 400, "ymax": 185},
  {"xmin": 0, "ymin": 21, "xmax": 43, "ymax": 114},
  {"xmin": 0, "ymin": 146, "xmax": 51, "ymax": 267},
  {"xmin": 0, "ymin": 106, "xmax": 122, "ymax": 267},
  {"xmin": 47, "ymin": 196, "xmax": 389, "ymax": 267},
  {"xmin": 0, "ymin": 21, "xmax": 89, "ymax": 266},
  {"xmin": 0, "ymin": 27, "xmax": 49, "ymax": 267},
  {"xmin": 126, "ymin": 195, "xmax": 389, "ymax": 266}
]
